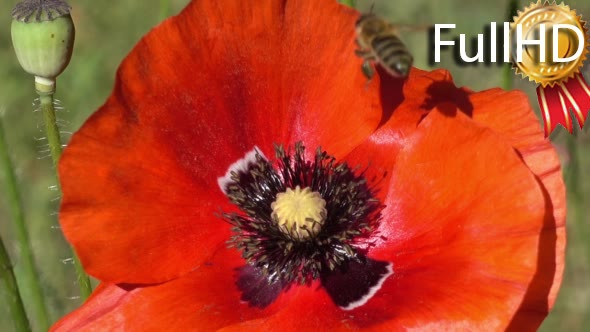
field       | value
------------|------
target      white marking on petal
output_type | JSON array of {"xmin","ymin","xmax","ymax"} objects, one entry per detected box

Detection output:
[
  {"xmin": 341, "ymin": 263, "xmax": 393, "ymax": 311},
  {"xmin": 217, "ymin": 146, "xmax": 266, "ymax": 195}
]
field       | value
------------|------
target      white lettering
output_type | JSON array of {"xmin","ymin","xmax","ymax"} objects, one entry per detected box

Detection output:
[
  {"xmin": 552, "ymin": 24, "xmax": 585, "ymax": 62},
  {"xmin": 460, "ymin": 33, "xmax": 484, "ymax": 62},
  {"xmin": 490, "ymin": 22, "xmax": 497, "ymax": 63},
  {"xmin": 516, "ymin": 23, "xmax": 546, "ymax": 62},
  {"xmin": 434, "ymin": 24, "xmax": 456, "ymax": 62},
  {"xmin": 504, "ymin": 22, "xmax": 511, "ymax": 62}
]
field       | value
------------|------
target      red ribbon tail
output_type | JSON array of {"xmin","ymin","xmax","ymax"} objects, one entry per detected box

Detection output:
[
  {"xmin": 560, "ymin": 74, "xmax": 590, "ymax": 129},
  {"xmin": 537, "ymin": 85, "xmax": 572, "ymax": 137},
  {"xmin": 536, "ymin": 73, "xmax": 590, "ymax": 137}
]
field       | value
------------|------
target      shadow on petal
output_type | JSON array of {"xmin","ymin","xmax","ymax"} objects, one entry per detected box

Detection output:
[
  {"xmin": 421, "ymin": 81, "xmax": 474, "ymax": 117},
  {"xmin": 377, "ymin": 66, "xmax": 405, "ymax": 127},
  {"xmin": 507, "ymin": 176, "xmax": 559, "ymax": 332}
]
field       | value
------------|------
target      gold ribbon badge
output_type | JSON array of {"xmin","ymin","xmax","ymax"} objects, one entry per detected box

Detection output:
[{"xmin": 511, "ymin": 1, "xmax": 590, "ymax": 136}]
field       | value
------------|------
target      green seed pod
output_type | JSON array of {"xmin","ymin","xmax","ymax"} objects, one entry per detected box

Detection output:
[{"xmin": 11, "ymin": 0, "xmax": 75, "ymax": 81}]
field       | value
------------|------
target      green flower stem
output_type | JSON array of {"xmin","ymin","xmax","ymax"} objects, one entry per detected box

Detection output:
[
  {"xmin": 36, "ymin": 79, "xmax": 93, "ymax": 299},
  {"xmin": 40, "ymin": 95, "xmax": 63, "ymax": 171},
  {"xmin": 339, "ymin": 0, "xmax": 356, "ymax": 8},
  {"xmin": 0, "ymin": 235, "xmax": 31, "ymax": 332},
  {"xmin": 502, "ymin": 0, "xmax": 518, "ymax": 90},
  {"xmin": 0, "ymin": 115, "xmax": 45, "ymax": 330}
]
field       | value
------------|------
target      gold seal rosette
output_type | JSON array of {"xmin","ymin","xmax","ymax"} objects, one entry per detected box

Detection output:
[{"xmin": 510, "ymin": 1, "xmax": 590, "ymax": 136}]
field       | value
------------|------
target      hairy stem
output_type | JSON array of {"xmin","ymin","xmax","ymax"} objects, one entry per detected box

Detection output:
[
  {"xmin": 0, "ymin": 235, "xmax": 31, "ymax": 332},
  {"xmin": 37, "ymin": 85, "xmax": 93, "ymax": 299},
  {"xmin": 0, "ymin": 116, "xmax": 45, "ymax": 330},
  {"xmin": 40, "ymin": 95, "xmax": 62, "ymax": 171}
]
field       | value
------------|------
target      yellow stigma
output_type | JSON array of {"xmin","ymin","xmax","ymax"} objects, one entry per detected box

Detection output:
[{"xmin": 271, "ymin": 186, "xmax": 327, "ymax": 240}]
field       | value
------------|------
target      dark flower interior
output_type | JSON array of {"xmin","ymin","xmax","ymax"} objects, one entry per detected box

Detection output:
[{"xmin": 221, "ymin": 142, "xmax": 391, "ymax": 309}]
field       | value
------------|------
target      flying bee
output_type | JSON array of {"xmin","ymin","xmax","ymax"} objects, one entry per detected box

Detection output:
[{"xmin": 355, "ymin": 13, "xmax": 414, "ymax": 80}]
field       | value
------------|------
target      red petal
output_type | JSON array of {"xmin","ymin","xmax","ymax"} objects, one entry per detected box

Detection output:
[
  {"xmin": 470, "ymin": 88, "xmax": 565, "ymax": 227},
  {"xmin": 345, "ymin": 68, "xmax": 454, "ymax": 199},
  {"xmin": 347, "ymin": 69, "xmax": 564, "ymax": 329},
  {"xmin": 352, "ymin": 69, "xmax": 565, "ymax": 328},
  {"xmin": 361, "ymin": 109, "xmax": 553, "ymax": 330},
  {"xmin": 468, "ymin": 88, "xmax": 566, "ymax": 330},
  {"xmin": 60, "ymin": 0, "xmax": 383, "ymax": 284}
]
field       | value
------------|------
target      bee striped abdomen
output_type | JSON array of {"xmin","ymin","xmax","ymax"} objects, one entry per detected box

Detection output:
[{"xmin": 371, "ymin": 35, "xmax": 413, "ymax": 78}]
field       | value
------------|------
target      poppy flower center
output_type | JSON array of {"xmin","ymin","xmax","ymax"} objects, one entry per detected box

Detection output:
[
  {"xmin": 218, "ymin": 142, "xmax": 382, "ymax": 287},
  {"xmin": 271, "ymin": 186, "xmax": 326, "ymax": 240},
  {"xmin": 217, "ymin": 143, "xmax": 393, "ymax": 310}
]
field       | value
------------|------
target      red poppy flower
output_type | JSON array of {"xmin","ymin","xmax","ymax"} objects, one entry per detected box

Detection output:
[{"xmin": 52, "ymin": 0, "xmax": 565, "ymax": 330}]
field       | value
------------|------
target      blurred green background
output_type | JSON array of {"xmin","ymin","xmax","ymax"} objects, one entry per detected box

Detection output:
[{"xmin": 0, "ymin": 0, "xmax": 588, "ymax": 330}]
